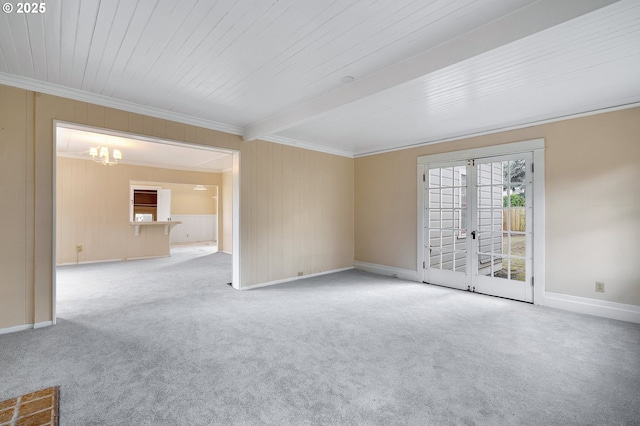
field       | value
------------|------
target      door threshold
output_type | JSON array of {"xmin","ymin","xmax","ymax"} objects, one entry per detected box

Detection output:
[{"xmin": 421, "ymin": 281, "xmax": 533, "ymax": 304}]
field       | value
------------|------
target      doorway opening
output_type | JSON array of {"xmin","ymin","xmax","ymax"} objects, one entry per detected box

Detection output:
[{"xmin": 52, "ymin": 121, "xmax": 241, "ymax": 323}]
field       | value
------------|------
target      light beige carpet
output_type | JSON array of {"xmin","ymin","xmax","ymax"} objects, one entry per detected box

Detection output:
[
  {"xmin": 2, "ymin": 252, "xmax": 639, "ymax": 425},
  {"xmin": 0, "ymin": 387, "xmax": 58, "ymax": 426}
]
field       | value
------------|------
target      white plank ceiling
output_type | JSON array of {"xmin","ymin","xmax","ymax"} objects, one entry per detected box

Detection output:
[{"xmin": 1, "ymin": 0, "xmax": 639, "ymax": 158}]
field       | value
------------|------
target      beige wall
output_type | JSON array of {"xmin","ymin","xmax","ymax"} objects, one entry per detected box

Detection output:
[
  {"xmin": 56, "ymin": 158, "xmax": 220, "ymax": 264},
  {"xmin": 243, "ymin": 141, "xmax": 354, "ymax": 284},
  {"xmin": 0, "ymin": 84, "xmax": 355, "ymax": 329},
  {"xmin": 167, "ymin": 183, "xmax": 218, "ymax": 215},
  {"xmin": 0, "ymin": 86, "xmax": 34, "ymax": 328},
  {"xmin": 221, "ymin": 170, "xmax": 233, "ymax": 253},
  {"xmin": 355, "ymin": 107, "xmax": 640, "ymax": 306}
]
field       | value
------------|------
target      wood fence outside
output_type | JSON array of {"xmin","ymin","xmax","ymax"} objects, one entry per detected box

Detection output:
[{"xmin": 503, "ymin": 208, "xmax": 526, "ymax": 232}]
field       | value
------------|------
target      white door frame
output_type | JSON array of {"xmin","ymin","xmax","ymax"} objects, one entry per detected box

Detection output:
[
  {"xmin": 417, "ymin": 139, "xmax": 545, "ymax": 305},
  {"xmin": 52, "ymin": 121, "xmax": 242, "ymax": 324}
]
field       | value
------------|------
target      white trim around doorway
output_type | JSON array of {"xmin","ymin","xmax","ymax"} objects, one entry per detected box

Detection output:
[{"xmin": 52, "ymin": 120, "xmax": 242, "ymax": 325}]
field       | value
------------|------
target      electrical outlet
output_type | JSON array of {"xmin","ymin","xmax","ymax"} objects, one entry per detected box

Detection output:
[
  {"xmin": 76, "ymin": 245, "xmax": 83, "ymax": 252},
  {"xmin": 595, "ymin": 281, "xmax": 605, "ymax": 293}
]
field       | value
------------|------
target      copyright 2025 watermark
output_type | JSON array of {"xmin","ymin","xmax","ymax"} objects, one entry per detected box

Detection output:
[{"xmin": 3, "ymin": 2, "xmax": 47, "ymax": 14}]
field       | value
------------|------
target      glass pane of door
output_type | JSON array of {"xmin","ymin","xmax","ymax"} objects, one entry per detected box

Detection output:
[
  {"xmin": 475, "ymin": 159, "xmax": 528, "ymax": 282},
  {"xmin": 425, "ymin": 164, "xmax": 468, "ymax": 289}
]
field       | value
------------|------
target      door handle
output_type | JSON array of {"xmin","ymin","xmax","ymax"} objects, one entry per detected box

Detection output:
[{"xmin": 471, "ymin": 230, "xmax": 476, "ymax": 240}]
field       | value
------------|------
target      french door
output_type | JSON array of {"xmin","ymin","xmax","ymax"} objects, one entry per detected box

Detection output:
[{"xmin": 420, "ymin": 153, "xmax": 533, "ymax": 302}]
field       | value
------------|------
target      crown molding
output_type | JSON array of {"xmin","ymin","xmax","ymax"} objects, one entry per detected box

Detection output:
[
  {"xmin": 0, "ymin": 72, "xmax": 356, "ymax": 158},
  {"xmin": 10, "ymin": 72, "xmax": 635, "ymax": 161},
  {"xmin": 354, "ymin": 101, "xmax": 640, "ymax": 158},
  {"xmin": 0, "ymin": 72, "xmax": 243, "ymax": 135}
]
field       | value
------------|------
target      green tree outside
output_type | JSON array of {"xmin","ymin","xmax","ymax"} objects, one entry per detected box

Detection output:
[{"xmin": 503, "ymin": 193, "xmax": 525, "ymax": 207}]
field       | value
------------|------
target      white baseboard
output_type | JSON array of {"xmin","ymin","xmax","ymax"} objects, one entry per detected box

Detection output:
[
  {"xmin": 241, "ymin": 267, "xmax": 354, "ymax": 290},
  {"xmin": 57, "ymin": 258, "xmax": 122, "ymax": 266},
  {"xmin": 126, "ymin": 255, "xmax": 169, "ymax": 261},
  {"xmin": 58, "ymin": 255, "xmax": 170, "ymax": 266},
  {"xmin": 0, "ymin": 324, "xmax": 32, "ymax": 335},
  {"xmin": 0, "ymin": 321, "xmax": 53, "ymax": 335},
  {"xmin": 220, "ymin": 250, "xmax": 232, "ymax": 255},
  {"xmin": 34, "ymin": 321, "xmax": 53, "ymax": 329},
  {"xmin": 354, "ymin": 261, "xmax": 419, "ymax": 282},
  {"xmin": 544, "ymin": 292, "xmax": 640, "ymax": 324}
]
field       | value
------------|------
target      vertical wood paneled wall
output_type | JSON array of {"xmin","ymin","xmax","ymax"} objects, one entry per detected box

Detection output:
[
  {"xmin": 0, "ymin": 86, "xmax": 34, "ymax": 328},
  {"xmin": 0, "ymin": 85, "xmax": 355, "ymax": 329},
  {"xmin": 242, "ymin": 141, "xmax": 354, "ymax": 285}
]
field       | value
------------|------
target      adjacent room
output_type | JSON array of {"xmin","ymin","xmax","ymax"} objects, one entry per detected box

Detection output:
[
  {"xmin": 54, "ymin": 123, "xmax": 236, "ymax": 316},
  {"xmin": 1, "ymin": 0, "xmax": 639, "ymax": 424}
]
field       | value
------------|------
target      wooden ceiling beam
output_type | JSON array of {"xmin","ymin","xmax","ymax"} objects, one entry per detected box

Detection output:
[{"xmin": 242, "ymin": 0, "xmax": 620, "ymax": 142}]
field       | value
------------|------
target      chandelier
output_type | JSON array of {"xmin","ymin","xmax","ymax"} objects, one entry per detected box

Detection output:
[{"xmin": 89, "ymin": 146, "xmax": 122, "ymax": 166}]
